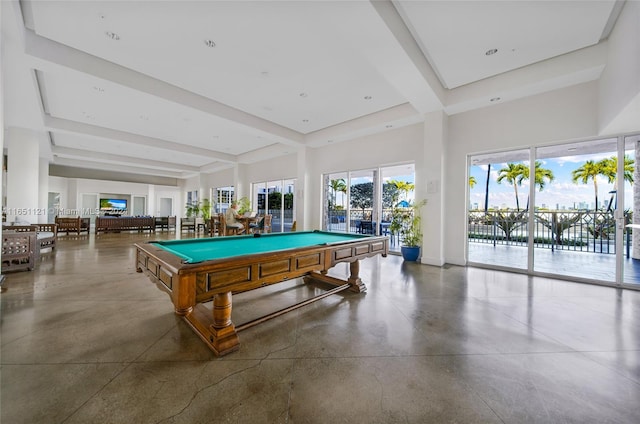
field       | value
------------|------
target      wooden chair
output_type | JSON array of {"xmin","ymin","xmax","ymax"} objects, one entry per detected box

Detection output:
[
  {"xmin": 180, "ymin": 218, "xmax": 195, "ymax": 232},
  {"xmin": 249, "ymin": 215, "xmax": 264, "ymax": 233},
  {"xmin": 55, "ymin": 216, "xmax": 89, "ymax": 235},
  {"xmin": 218, "ymin": 213, "xmax": 241, "ymax": 236},
  {"xmin": 208, "ymin": 215, "xmax": 220, "ymax": 237},
  {"xmin": 2, "ymin": 231, "xmax": 37, "ymax": 272},
  {"xmin": 255, "ymin": 214, "xmax": 272, "ymax": 233}
]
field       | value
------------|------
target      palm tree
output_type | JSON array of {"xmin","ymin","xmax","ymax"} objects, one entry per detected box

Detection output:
[
  {"xmin": 599, "ymin": 155, "xmax": 634, "ymax": 186},
  {"xmin": 391, "ymin": 180, "xmax": 415, "ymax": 204},
  {"xmin": 572, "ymin": 160, "xmax": 603, "ymax": 210},
  {"xmin": 484, "ymin": 164, "xmax": 491, "ymax": 213},
  {"xmin": 329, "ymin": 178, "xmax": 347, "ymax": 209},
  {"xmin": 519, "ymin": 161, "xmax": 555, "ymax": 209},
  {"xmin": 599, "ymin": 155, "xmax": 634, "ymax": 212},
  {"xmin": 469, "ymin": 176, "xmax": 477, "ymax": 189},
  {"xmin": 497, "ymin": 163, "xmax": 527, "ymax": 210}
]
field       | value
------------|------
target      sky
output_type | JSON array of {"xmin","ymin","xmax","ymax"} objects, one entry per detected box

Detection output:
[{"xmin": 469, "ymin": 151, "xmax": 635, "ymax": 211}]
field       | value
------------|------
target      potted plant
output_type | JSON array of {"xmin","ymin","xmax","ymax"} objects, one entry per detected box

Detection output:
[
  {"xmin": 390, "ymin": 199, "xmax": 426, "ymax": 261},
  {"xmin": 185, "ymin": 201, "xmax": 201, "ymax": 219},
  {"xmin": 201, "ymin": 198, "xmax": 213, "ymax": 220},
  {"xmin": 236, "ymin": 197, "xmax": 252, "ymax": 215}
]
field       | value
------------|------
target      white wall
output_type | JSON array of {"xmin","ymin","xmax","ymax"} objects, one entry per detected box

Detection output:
[
  {"xmin": 48, "ymin": 176, "xmax": 180, "ymax": 217},
  {"xmin": 445, "ymin": 81, "xmax": 599, "ymax": 265}
]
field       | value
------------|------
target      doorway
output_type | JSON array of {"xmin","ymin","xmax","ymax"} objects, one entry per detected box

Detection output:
[
  {"xmin": 159, "ymin": 197, "xmax": 173, "ymax": 217},
  {"xmin": 467, "ymin": 134, "xmax": 640, "ymax": 289}
]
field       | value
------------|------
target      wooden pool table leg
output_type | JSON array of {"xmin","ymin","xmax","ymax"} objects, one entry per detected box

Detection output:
[
  {"xmin": 208, "ymin": 291, "xmax": 240, "ymax": 356},
  {"xmin": 347, "ymin": 260, "xmax": 366, "ymax": 293}
]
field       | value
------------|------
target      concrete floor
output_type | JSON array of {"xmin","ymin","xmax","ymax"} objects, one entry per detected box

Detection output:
[{"xmin": 1, "ymin": 232, "xmax": 640, "ymax": 423}]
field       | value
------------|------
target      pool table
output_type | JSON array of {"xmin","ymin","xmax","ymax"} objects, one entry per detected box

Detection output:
[{"xmin": 135, "ymin": 231, "xmax": 388, "ymax": 356}]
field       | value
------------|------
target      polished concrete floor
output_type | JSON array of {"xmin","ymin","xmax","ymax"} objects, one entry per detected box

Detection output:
[{"xmin": 2, "ymin": 232, "xmax": 640, "ymax": 423}]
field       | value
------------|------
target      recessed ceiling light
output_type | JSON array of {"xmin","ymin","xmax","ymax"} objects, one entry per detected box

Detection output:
[
  {"xmin": 485, "ymin": 48, "xmax": 498, "ymax": 56},
  {"xmin": 490, "ymin": 97, "xmax": 501, "ymax": 102},
  {"xmin": 299, "ymin": 93, "xmax": 308, "ymax": 98},
  {"xmin": 203, "ymin": 39, "xmax": 216, "ymax": 48},
  {"xmin": 105, "ymin": 31, "xmax": 120, "ymax": 40},
  {"xmin": 364, "ymin": 96, "xmax": 372, "ymax": 100}
]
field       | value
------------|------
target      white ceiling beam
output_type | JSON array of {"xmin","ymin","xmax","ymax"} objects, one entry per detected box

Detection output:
[
  {"xmin": 51, "ymin": 146, "xmax": 201, "ymax": 173},
  {"xmin": 365, "ymin": 0, "xmax": 445, "ymax": 113},
  {"xmin": 52, "ymin": 157, "xmax": 187, "ymax": 179},
  {"xmin": 305, "ymin": 103, "xmax": 422, "ymax": 147},
  {"xmin": 199, "ymin": 162, "xmax": 235, "ymax": 174},
  {"xmin": 43, "ymin": 114, "xmax": 236, "ymax": 163},
  {"xmin": 23, "ymin": 28, "xmax": 306, "ymax": 148},
  {"xmin": 237, "ymin": 143, "xmax": 298, "ymax": 164}
]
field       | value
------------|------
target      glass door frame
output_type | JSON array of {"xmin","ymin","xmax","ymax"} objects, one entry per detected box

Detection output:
[{"xmin": 467, "ymin": 133, "xmax": 640, "ymax": 289}]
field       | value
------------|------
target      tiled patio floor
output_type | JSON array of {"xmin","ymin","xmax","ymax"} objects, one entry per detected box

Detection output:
[{"xmin": 468, "ymin": 242, "xmax": 640, "ymax": 287}]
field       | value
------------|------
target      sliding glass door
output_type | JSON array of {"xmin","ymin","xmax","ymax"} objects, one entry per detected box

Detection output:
[
  {"xmin": 324, "ymin": 164, "xmax": 415, "ymax": 253},
  {"xmin": 253, "ymin": 179, "xmax": 295, "ymax": 232},
  {"xmin": 467, "ymin": 134, "xmax": 640, "ymax": 288},
  {"xmin": 534, "ymin": 139, "xmax": 619, "ymax": 282},
  {"xmin": 467, "ymin": 149, "xmax": 529, "ymax": 270},
  {"xmin": 623, "ymin": 134, "xmax": 640, "ymax": 287}
]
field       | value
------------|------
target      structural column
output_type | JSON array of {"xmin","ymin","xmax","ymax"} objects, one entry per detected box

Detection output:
[
  {"xmin": 296, "ymin": 146, "xmax": 307, "ymax": 231},
  {"xmin": 39, "ymin": 158, "xmax": 49, "ymax": 223},
  {"xmin": 417, "ymin": 111, "xmax": 447, "ymax": 266},
  {"xmin": 5, "ymin": 128, "xmax": 40, "ymax": 224}
]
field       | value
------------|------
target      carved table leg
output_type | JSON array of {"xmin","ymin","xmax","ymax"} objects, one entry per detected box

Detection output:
[
  {"xmin": 348, "ymin": 260, "xmax": 366, "ymax": 293},
  {"xmin": 209, "ymin": 291, "xmax": 240, "ymax": 355}
]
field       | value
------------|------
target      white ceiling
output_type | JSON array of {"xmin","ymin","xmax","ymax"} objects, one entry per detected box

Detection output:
[{"xmin": 1, "ymin": 0, "xmax": 622, "ymax": 181}]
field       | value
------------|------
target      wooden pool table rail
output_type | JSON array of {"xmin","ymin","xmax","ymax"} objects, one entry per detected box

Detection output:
[{"xmin": 135, "ymin": 233, "xmax": 388, "ymax": 356}]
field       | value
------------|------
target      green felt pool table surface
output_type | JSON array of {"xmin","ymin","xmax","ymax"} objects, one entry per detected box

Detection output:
[{"xmin": 151, "ymin": 231, "xmax": 372, "ymax": 263}]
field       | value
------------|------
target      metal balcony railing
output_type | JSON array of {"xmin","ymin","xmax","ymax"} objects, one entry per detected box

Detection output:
[{"xmin": 468, "ymin": 209, "xmax": 628, "ymax": 255}]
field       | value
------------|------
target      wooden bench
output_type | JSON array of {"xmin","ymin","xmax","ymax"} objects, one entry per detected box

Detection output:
[
  {"xmin": 55, "ymin": 216, "xmax": 90, "ymax": 235},
  {"xmin": 154, "ymin": 216, "xmax": 176, "ymax": 231},
  {"xmin": 95, "ymin": 217, "xmax": 156, "ymax": 234}
]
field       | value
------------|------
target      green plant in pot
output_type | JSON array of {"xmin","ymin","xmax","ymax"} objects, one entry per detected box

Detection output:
[
  {"xmin": 201, "ymin": 198, "xmax": 213, "ymax": 220},
  {"xmin": 185, "ymin": 201, "xmax": 201, "ymax": 219},
  {"xmin": 236, "ymin": 197, "xmax": 252, "ymax": 215},
  {"xmin": 390, "ymin": 199, "xmax": 426, "ymax": 261}
]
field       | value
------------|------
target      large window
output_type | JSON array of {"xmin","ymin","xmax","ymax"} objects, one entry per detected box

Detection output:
[
  {"xmin": 252, "ymin": 179, "xmax": 295, "ymax": 232},
  {"xmin": 468, "ymin": 149, "xmax": 530, "ymax": 270},
  {"xmin": 324, "ymin": 163, "xmax": 415, "ymax": 253},
  {"xmin": 467, "ymin": 134, "xmax": 640, "ymax": 288},
  {"xmin": 215, "ymin": 186, "xmax": 234, "ymax": 213}
]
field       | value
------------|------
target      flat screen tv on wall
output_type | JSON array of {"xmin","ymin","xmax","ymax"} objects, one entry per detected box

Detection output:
[{"xmin": 100, "ymin": 198, "xmax": 127, "ymax": 213}]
